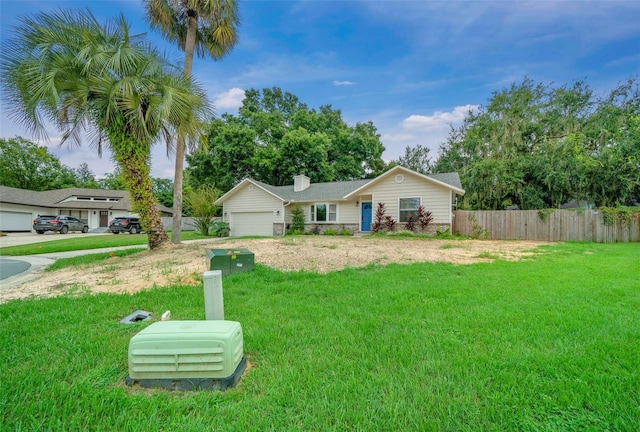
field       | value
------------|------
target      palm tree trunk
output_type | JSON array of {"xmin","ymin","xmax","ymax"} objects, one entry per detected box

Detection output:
[
  {"xmin": 171, "ymin": 141, "xmax": 185, "ymax": 243},
  {"xmin": 113, "ymin": 137, "xmax": 169, "ymax": 250},
  {"xmin": 171, "ymin": 13, "xmax": 199, "ymax": 244}
]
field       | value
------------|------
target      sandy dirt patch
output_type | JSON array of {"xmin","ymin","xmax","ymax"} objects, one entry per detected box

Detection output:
[{"xmin": 1, "ymin": 237, "xmax": 547, "ymax": 303}]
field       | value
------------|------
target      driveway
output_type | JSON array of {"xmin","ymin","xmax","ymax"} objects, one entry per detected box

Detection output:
[
  {"xmin": 0, "ymin": 255, "xmax": 55, "ymax": 286},
  {"xmin": 0, "ymin": 231, "xmax": 114, "ymax": 289},
  {"xmin": 0, "ymin": 257, "xmax": 31, "ymax": 279}
]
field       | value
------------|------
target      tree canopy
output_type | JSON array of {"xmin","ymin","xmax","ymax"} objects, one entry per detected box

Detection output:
[
  {"xmin": 0, "ymin": 137, "xmax": 77, "ymax": 190},
  {"xmin": 390, "ymin": 144, "xmax": 434, "ymax": 175},
  {"xmin": 434, "ymin": 77, "xmax": 640, "ymax": 209},
  {"xmin": 186, "ymin": 87, "xmax": 386, "ymax": 192}
]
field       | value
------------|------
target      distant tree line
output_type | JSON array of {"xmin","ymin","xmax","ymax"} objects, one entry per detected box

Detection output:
[
  {"xmin": 3, "ymin": 78, "xmax": 638, "ymax": 213},
  {"xmin": 434, "ymin": 77, "xmax": 640, "ymax": 209}
]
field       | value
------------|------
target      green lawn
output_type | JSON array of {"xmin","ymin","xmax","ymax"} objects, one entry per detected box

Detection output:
[
  {"xmin": 0, "ymin": 230, "xmax": 209, "ymax": 256},
  {"xmin": 44, "ymin": 248, "xmax": 148, "ymax": 272},
  {"xmin": 1, "ymin": 242, "xmax": 638, "ymax": 431}
]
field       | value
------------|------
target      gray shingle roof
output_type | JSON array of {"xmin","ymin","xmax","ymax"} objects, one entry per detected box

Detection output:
[
  {"xmin": 0, "ymin": 185, "xmax": 165, "ymax": 212},
  {"xmin": 426, "ymin": 172, "xmax": 462, "ymax": 190},
  {"xmin": 0, "ymin": 186, "xmax": 43, "ymax": 206},
  {"xmin": 252, "ymin": 179, "xmax": 372, "ymax": 201},
  {"xmin": 248, "ymin": 171, "xmax": 463, "ymax": 202}
]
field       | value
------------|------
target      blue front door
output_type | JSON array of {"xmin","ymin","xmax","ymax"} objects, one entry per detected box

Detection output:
[{"xmin": 361, "ymin": 202, "xmax": 372, "ymax": 231}]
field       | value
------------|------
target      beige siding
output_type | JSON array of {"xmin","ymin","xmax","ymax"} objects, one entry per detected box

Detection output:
[
  {"xmin": 222, "ymin": 184, "xmax": 283, "ymax": 224},
  {"xmin": 284, "ymin": 201, "xmax": 360, "ymax": 225},
  {"xmin": 357, "ymin": 172, "xmax": 453, "ymax": 224},
  {"xmin": 338, "ymin": 201, "xmax": 360, "ymax": 224}
]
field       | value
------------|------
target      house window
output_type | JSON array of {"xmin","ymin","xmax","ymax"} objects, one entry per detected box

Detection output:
[
  {"xmin": 310, "ymin": 203, "xmax": 337, "ymax": 222},
  {"xmin": 399, "ymin": 198, "xmax": 420, "ymax": 222}
]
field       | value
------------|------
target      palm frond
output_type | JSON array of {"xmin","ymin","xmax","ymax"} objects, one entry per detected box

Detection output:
[
  {"xmin": 2, "ymin": 7, "xmax": 211, "ymax": 160},
  {"xmin": 144, "ymin": 0, "xmax": 239, "ymax": 58}
]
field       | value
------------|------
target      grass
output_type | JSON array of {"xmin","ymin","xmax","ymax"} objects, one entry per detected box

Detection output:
[
  {"xmin": 1, "ymin": 242, "xmax": 639, "ymax": 430},
  {"xmin": 0, "ymin": 231, "xmax": 209, "ymax": 256},
  {"xmin": 477, "ymin": 251, "xmax": 500, "ymax": 259},
  {"xmin": 45, "ymin": 248, "xmax": 146, "ymax": 272}
]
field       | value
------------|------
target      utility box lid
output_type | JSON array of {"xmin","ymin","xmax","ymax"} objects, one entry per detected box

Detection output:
[
  {"xmin": 127, "ymin": 320, "xmax": 243, "ymax": 381},
  {"xmin": 207, "ymin": 248, "xmax": 254, "ymax": 276}
]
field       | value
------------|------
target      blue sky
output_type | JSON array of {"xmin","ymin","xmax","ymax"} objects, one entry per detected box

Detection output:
[{"xmin": 1, "ymin": 0, "xmax": 639, "ymax": 180}]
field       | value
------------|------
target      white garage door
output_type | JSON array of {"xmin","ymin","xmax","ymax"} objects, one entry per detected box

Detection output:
[
  {"xmin": 0, "ymin": 211, "xmax": 33, "ymax": 232},
  {"xmin": 230, "ymin": 212, "xmax": 273, "ymax": 237}
]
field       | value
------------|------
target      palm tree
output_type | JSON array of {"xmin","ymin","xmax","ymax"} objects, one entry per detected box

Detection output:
[
  {"xmin": 0, "ymin": 9, "xmax": 211, "ymax": 250},
  {"xmin": 144, "ymin": 0, "xmax": 240, "ymax": 243}
]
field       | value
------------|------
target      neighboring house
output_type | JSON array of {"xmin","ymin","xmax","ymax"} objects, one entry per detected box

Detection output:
[
  {"xmin": 215, "ymin": 166, "xmax": 465, "ymax": 237},
  {"xmin": 0, "ymin": 186, "xmax": 172, "ymax": 232},
  {"xmin": 559, "ymin": 199, "xmax": 594, "ymax": 210}
]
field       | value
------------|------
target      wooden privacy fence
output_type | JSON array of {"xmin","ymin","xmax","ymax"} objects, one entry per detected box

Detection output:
[
  {"xmin": 160, "ymin": 217, "xmax": 222, "ymax": 231},
  {"xmin": 453, "ymin": 210, "xmax": 640, "ymax": 242},
  {"xmin": 160, "ymin": 217, "xmax": 197, "ymax": 231}
]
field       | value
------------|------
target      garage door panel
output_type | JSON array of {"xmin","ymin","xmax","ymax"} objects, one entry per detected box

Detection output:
[
  {"xmin": 0, "ymin": 211, "xmax": 32, "ymax": 232},
  {"xmin": 230, "ymin": 212, "xmax": 273, "ymax": 237}
]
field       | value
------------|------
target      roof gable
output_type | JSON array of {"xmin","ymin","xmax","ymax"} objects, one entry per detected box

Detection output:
[
  {"xmin": 343, "ymin": 166, "xmax": 464, "ymax": 198},
  {"xmin": 214, "ymin": 179, "xmax": 285, "ymax": 205}
]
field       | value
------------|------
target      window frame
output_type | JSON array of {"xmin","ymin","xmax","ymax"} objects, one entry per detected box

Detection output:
[
  {"xmin": 310, "ymin": 203, "xmax": 338, "ymax": 223},
  {"xmin": 398, "ymin": 197, "xmax": 421, "ymax": 223}
]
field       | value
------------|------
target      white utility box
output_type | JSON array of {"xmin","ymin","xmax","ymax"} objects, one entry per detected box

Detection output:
[{"xmin": 126, "ymin": 320, "xmax": 245, "ymax": 390}]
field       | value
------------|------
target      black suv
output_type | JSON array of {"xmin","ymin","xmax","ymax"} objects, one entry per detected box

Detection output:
[
  {"xmin": 33, "ymin": 215, "xmax": 89, "ymax": 234},
  {"xmin": 109, "ymin": 217, "xmax": 142, "ymax": 234}
]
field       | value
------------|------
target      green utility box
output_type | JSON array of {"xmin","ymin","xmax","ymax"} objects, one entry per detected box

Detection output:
[
  {"xmin": 126, "ymin": 320, "xmax": 246, "ymax": 390},
  {"xmin": 208, "ymin": 248, "xmax": 254, "ymax": 276}
]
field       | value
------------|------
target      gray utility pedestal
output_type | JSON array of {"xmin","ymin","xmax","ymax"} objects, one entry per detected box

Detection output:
[{"xmin": 207, "ymin": 248, "xmax": 254, "ymax": 276}]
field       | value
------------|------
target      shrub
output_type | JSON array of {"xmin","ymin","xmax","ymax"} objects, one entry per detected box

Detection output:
[
  {"xmin": 468, "ymin": 215, "xmax": 489, "ymax": 239},
  {"xmin": 599, "ymin": 206, "xmax": 638, "ymax": 226},
  {"xmin": 290, "ymin": 205, "xmax": 306, "ymax": 232},
  {"xmin": 323, "ymin": 229, "xmax": 337, "ymax": 236},
  {"xmin": 435, "ymin": 226, "xmax": 451, "ymax": 237},
  {"xmin": 417, "ymin": 205, "xmax": 433, "ymax": 231},
  {"xmin": 405, "ymin": 215, "xmax": 416, "ymax": 232},
  {"xmin": 384, "ymin": 215, "xmax": 397, "ymax": 232},
  {"xmin": 184, "ymin": 185, "xmax": 221, "ymax": 236},
  {"xmin": 209, "ymin": 221, "xmax": 229, "ymax": 237},
  {"xmin": 372, "ymin": 202, "xmax": 386, "ymax": 233},
  {"xmin": 340, "ymin": 228, "xmax": 352, "ymax": 236}
]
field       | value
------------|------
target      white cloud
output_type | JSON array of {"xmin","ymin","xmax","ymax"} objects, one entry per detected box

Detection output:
[
  {"xmin": 333, "ymin": 80, "xmax": 356, "ymax": 86},
  {"xmin": 402, "ymin": 105, "xmax": 479, "ymax": 131},
  {"xmin": 213, "ymin": 87, "xmax": 246, "ymax": 111},
  {"xmin": 376, "ymin": 105, "xmax": 481, "ymax": 161}
]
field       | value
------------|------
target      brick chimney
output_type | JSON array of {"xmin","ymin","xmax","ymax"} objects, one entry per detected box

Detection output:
[{"xmin": 294, "ymin": 174, "xmax": 310, "ymax": 192}]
